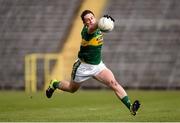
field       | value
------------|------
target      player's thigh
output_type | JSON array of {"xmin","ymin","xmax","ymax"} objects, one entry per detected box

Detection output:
[{"xmin": 94, "ymin": 68, "xmax": 116, "ymax": 86}]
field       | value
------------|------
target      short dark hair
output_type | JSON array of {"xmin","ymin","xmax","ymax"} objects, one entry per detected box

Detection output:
[{"xmin": 81, "ymin": 10, "xmax": 94, "ymax": 22}]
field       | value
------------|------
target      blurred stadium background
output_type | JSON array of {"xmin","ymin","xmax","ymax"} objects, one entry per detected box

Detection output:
[{"xmin": 0, "ymin": 0, "xmax": 180, "ymax": 92}]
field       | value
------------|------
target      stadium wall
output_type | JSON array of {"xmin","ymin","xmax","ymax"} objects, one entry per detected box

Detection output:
[
  {"xmin": 0, "ymin": 0, "xmax": 81, "ymax": 90},
  {"xmin": 100, "ymin": 0, "xmax": 180, "ymax": 89}
]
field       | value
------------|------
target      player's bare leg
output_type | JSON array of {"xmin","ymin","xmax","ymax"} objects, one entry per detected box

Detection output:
[
  {"xmin": 46, "ymin": 80, "xmax": 80, "ymax": 98},
  {"xmin": 94, "ymin": 68, "xmax": 140, "ymax": 115},
  {"xmin": 58, "ymin": 80, "xmax": 80, "ymax": 93},
  {"xmin": 94, "ymin": 68, "xmax": 127, "ymax": 99}
]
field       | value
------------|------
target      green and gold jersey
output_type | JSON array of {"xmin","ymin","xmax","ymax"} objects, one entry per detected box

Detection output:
[{"xmin": 78, "ymin": 26, "xmax": 103, "ymax": 65}]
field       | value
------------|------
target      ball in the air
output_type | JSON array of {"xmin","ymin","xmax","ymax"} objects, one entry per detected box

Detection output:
[{"xmin": 98, "ymin": 17, "xmax": 114, "ymax": 32}]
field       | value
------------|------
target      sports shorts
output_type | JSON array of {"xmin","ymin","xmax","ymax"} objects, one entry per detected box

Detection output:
[{"xmin": 71, "ymin": 59, "xmax": 107, "ymax": 83}]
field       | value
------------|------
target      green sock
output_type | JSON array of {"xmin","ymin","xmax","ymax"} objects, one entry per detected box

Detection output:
[
  {"xmin": 121, "ymin": 96, "xmax": 131, "ymax": 110},
  {"xmin": 53, "ymin": 81, "xmax": 60, "ymax": 89}
]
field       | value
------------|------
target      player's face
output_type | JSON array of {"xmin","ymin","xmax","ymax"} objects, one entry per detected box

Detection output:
[{"xmin": 83, "ymin": 13, "xmax": 96, "ymax": 27}]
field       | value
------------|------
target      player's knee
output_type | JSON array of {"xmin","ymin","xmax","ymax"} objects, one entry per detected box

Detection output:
[{"xmin": 109, "ymin": 80, "xmax": 118, "ymax": 89}]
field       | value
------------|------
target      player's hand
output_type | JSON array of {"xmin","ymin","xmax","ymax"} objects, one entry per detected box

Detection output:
[{"xmin": 103, "ymin": 15, "xmax": 115, "ymax": 22}]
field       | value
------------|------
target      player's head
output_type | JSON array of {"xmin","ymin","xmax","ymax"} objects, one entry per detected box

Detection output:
[{"xmin": 81, "ymin": 10, "xmax": 96, "ymax": 27}]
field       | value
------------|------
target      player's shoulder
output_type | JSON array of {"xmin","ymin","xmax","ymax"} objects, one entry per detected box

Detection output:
[
  {"xmin": 81, "ymin": 26, "xmax": 87, "ymax": 35},
  {"xmin": 81, "ymin": 26, "xmax": 101, "ymax": 37}
]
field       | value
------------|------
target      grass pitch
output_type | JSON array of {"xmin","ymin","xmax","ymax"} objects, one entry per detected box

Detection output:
[{"xmin": 0, "ymin": 90, "xmax": 180, "ymax": 122}]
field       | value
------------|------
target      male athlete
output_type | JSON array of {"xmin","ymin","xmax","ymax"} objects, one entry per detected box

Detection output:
[{"xmin": 46, "ymin": 10, "xmax": 140, "ymax": 116}]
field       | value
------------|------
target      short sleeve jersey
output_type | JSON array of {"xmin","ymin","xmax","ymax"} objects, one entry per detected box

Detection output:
[{"xmin": 78, "ymin": 26, "xmax": 103, "ymax": 65}]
